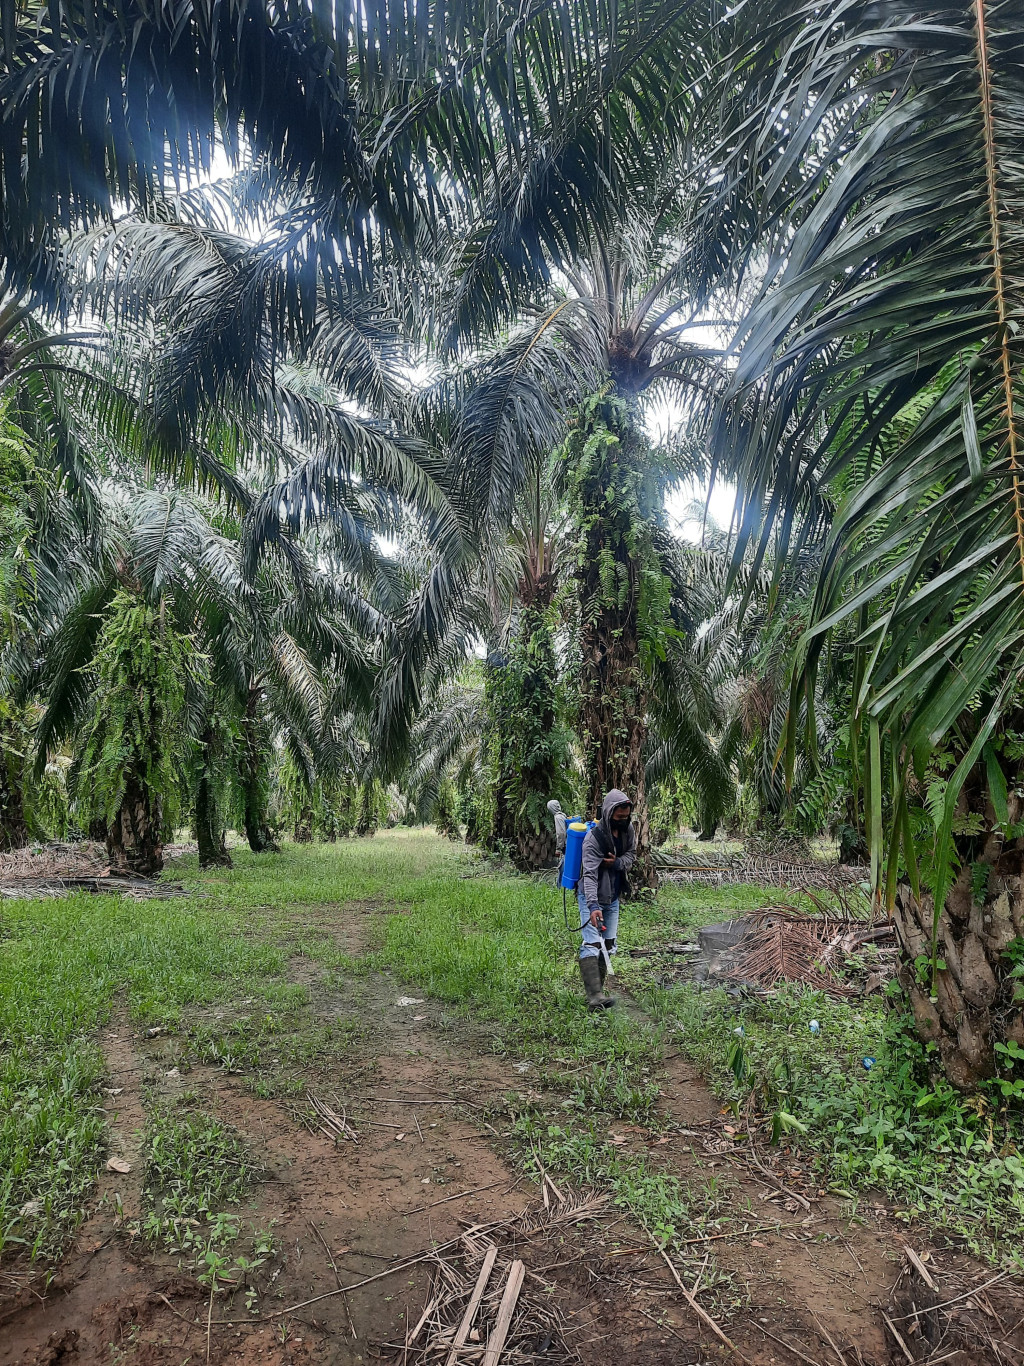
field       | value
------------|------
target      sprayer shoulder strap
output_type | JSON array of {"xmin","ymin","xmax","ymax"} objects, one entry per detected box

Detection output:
[{"xmin": 589, "ymin": 825, "xmax": 614, "ymax": 858}]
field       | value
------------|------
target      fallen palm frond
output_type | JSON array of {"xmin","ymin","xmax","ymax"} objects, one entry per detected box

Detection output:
[
  {"xmin": 657, "ymin": 854, "xmax": 868, "ymax": 896},
  {"xmin": 0, "ymin": 840, "xmax": 195, "ymax": 896},
  {"xmin": 400, "ymin": 1242, "xmax": 571, "ymax": 1366},
  {"xmin": 391, "ymin": 1189, "xmax": 607, "ymax": 1366},
  {"xmin": 721, "ymin": 909, "xmax": 892, "ymax": 997},
  {"xmin": 534, "ymin": 1192, "xmax": 608, "ymax": 1228},
  {"xmin": 0, "ymin": 875, "xmax": 189, "ymax": 898},
  {"xmin": 0, "ymin": 840, "xmax": 108, "ymax": 880},
  {"xmin": 307, "ymin": 1092, "xmax": 360, "ymax": 1144}
]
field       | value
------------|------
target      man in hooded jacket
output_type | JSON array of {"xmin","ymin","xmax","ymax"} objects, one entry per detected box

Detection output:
[{"xmin": 577, "ymin": 788, "xmax": 635, "ymax": 1009}]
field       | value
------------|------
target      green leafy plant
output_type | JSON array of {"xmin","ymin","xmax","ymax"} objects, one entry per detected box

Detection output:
[
  {"xmin": 76, "ymin": 590, "xmax": 198, "ymax": 871},
  {"xmin": 645, "ymin": 979, "xmax": 1024, "ymax": 1257},
  {"xmin": 993, "ymin": 1041, "xmax": 1024, "ymax": 1100}
]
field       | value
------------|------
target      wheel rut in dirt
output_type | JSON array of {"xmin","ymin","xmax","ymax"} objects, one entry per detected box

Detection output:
[{"xmin": 1, "ymin": 904, "xmax": 584, "ymax": 1366}]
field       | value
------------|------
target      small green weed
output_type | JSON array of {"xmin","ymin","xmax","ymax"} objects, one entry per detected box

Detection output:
[
  {"xmin": 563, "ymin": 1060, "xmax": 662, "ymax": 1125},
  {"xmin": 139, "ymin": 1105, "xmax": 270, "ymax": 1286},
  {"xmin": 187, "ymin": 1010, "xmax": 366, "ymax": 1097},
  {"xmin": 509, "ymin": 1104, "xmax": 728, "ymax": 1277}
]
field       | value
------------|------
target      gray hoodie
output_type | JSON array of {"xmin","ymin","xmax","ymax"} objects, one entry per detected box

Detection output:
[{"xmin": 581, "ymin": 789, "xmax": 636, "ymax": 908}]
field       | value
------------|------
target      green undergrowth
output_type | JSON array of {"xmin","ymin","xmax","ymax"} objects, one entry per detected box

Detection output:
[
  {"xmin": 7, "ymin": 829, "xmax": 1023, "ymax": 1280},
  {"xmin": 504, "ymin": 1106, "xmax": 735, "ymax": 1285},
  {"xmin": 186, "ymin": 1008, "xmax": 367, "ymax": 1098},
  {"xmin": 642, "ymin": 980, "xmax": 1024, "ymax": 1263},
  {"xmin": 0, "ymin": 889, "xmax": 283, "ymax": 1262},
  {"xmin": 368, "ymin": 843, "xmax": 759, "ymax": 1275},
  {"xmin": 138, "ymin": 1102, "xmax": 273, "ymax": 1293},
  {"xmin": 0, "ymin": 834, "xmax": 488, "ymax": 1265}
]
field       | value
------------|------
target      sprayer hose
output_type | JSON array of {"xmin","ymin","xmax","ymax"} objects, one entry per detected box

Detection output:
[{"xmin": 562, "ymin": 886, "xmax": 584, "ymax": 936}]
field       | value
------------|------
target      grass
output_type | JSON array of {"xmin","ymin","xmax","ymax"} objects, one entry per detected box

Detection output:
[
  {"xmin": 368, "ymin": 840, "xmax": 787, "ymax": 1269},
  {"xmin": 0, "ymin": 882, "xmax": 295, "ymax": 1262},
  {"xmin": 0, "ymin": 834, "xmax": 467, "ymax": 1266},
  {"xmin": 3, "ymin": 826, "xmax": 1024, "ymax": 1280},
  {"xmin": 0, "ymin": 894, "xmax": 280, "ymax": 1262},
  {"xmin": 187, "ymin": 1008, "xmax": 367, "ymax": 1098}
]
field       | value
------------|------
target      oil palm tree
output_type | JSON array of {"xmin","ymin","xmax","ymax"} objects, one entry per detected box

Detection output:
[
  {"xmin": 28, "ymin": 482, "xmax": 381, "ymax": 871},
  {"xmin": 403, "ymin": 674, "xmax": 487, "ymax": 831},
  {"xmin": 0, "ymin": 231, "xmax": 410, "ymax": 866},
  {"xmin": 441, "ymin": 195, "xmax": 727, "ymax": 877},
  {"xmin": 712, "ymin": 0, "xmax": 1024, "ymax": 1087},
  {"xmin": 2, "ymin": 0, "xmax": 726, "ymax": 817},
  {"xmin": 0, "ymin": 401, "xmax": 55, "ymax": 849}
]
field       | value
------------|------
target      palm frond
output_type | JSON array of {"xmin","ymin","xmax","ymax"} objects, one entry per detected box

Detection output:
[{"xmin": 711, "ymin": 0, "xmax": 1023, "ymax": 886}]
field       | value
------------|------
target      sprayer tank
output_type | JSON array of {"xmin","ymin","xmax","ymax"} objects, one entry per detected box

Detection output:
[{"xmin": 559, "ymin": 819, "xmax": 593, "ymax": 890}]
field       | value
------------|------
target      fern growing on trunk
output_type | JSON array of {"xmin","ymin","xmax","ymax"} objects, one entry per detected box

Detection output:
[
  {"xmin": 485, "ymin": 601, "xmax": 572, "ymax": 870},
  {"xmin": 565, "ymin": 392, "xmax": 672, "ymax": 885},
  {"xmin": 77, "ymin": 592, "xmax": 195, "ymax": 876}
]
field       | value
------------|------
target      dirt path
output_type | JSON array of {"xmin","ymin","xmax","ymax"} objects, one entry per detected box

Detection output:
[
  {"xmin": 576, "ymin": 1004, "xmax": 1024, "ymax": 1366},
  {"xmin": 3, "ymin": 902, "xmax": 1023, "ymax": 1366}
]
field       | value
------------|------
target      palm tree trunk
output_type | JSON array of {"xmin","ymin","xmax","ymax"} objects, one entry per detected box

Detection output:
[
  {"xmin": 243, "ymin": 799, "xmax": 278, "ymax": 852},
  {"xmin": 195, "ymin": 725, "xmax": 232, "ymax": 869},
  {"xmin": 894, "ymin": 866, "xmax": 1024, "ymax": 1091},
  {"xmin": 464, "ymin": 792, "xmax": 486, "ymax": 844},
  {"xmin": 0, "ymin": 751, "xmax": 29, "ymax": 852},
  {"xmin": 107, "ymin": 770, "xmax": 163, "ymax": 877},
  {"xmin": 890, "ymin": 754, "xmax": 1024, "ymax": 1092},
  {"xmin": 293, "ymin": 803, "xmax": 314, "ymax": 842},
  {"xmin": 894, "ymin": 773, "xmax": 1024, "ymax": 1091},
  {"xmin": 488, "ymin": 598, "xmax": 561, "ymax": 870},
  {"xmin": 241, "ymin": 687, "xmax": 279, "ymax": 853},
  {"xmin": 355, "ymin": 781, "xmax": 378, "ymax": 837},
  {"xmin": 573, "ymin": 396, "xmax": 656, "ymax": 886}
]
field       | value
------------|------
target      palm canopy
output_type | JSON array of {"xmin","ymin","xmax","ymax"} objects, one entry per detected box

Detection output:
[
  {"xmin": 13, "ymin": 185, "xmax": 487, "ymax": 775},
  {"xmin": 3, "ymin": 190, "xmax": 458, "ymax": 602},
  {"xmin": 708, "ymin": 0, "xmax": 1024, "ymax": 905},
  {"xmin": 1, "ymin": 0, "xmax": 714, "ymax": 311},
  {"xmin": 24, "ymin": 481, "xmax": 381, "ymax": 767},
  {"xmin": 442, "ymin": 193, "xmax": 728, "ymax": 536}
]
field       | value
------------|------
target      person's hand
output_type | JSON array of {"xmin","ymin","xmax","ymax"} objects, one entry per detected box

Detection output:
[
  {"xmin": 588, "ymin": 904, "xmax": 605, "ymax": 930},
  {"xmin": 601, "ymin": 854, "xmax": 616, "ymax": 867}
]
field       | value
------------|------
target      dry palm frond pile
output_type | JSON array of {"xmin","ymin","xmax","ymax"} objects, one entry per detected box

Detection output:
[
  {"xmin": 658, "ymin": 853, "xmax": 867, "ymax": 893},
  {"xmin": 0, "ymin": 840, "xmax": 108, "ymax": 881},
  {"xmin": 392, "ymin": 1190, "xmax": 606, "ymax": 1366},
  {"xmin": 724, "ymin": 908, "xmax": 895, "ymax": 998},
  {"xmin": 0, "ymin": 841, "xmax": 189, "ymax": 898}
]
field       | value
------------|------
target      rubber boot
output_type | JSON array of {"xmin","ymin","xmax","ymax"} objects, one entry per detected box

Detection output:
[
  {"xmin": 597, "ymin": 945, "xmax": 617, "ymax": 1006},
  {"xmin": 580, "ymin": 955, "xmax": 612, "ymax": 1010}
]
